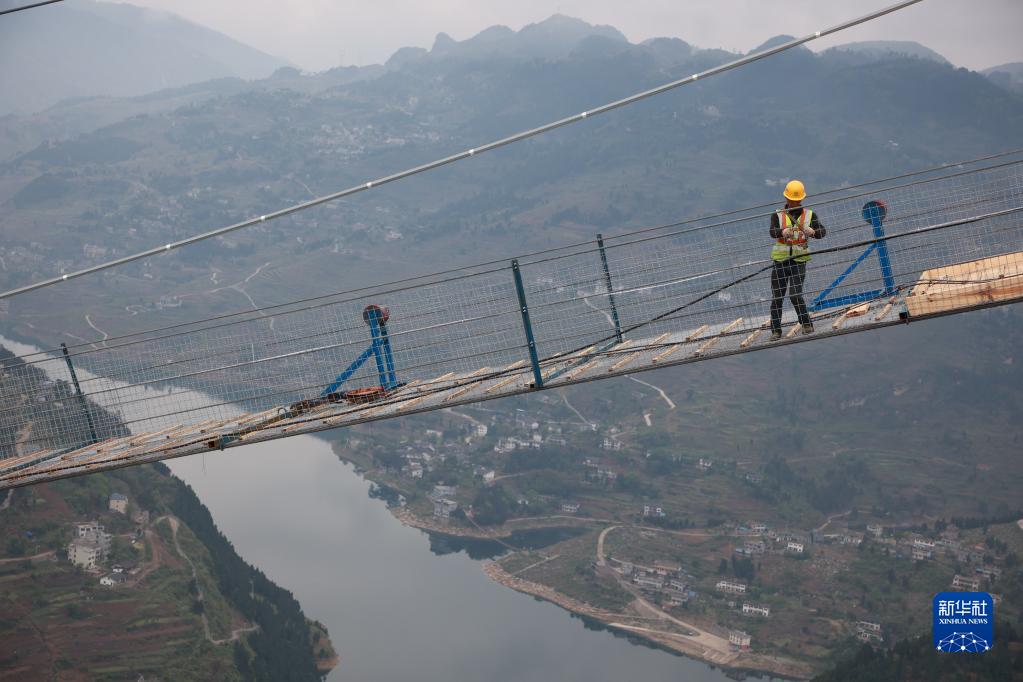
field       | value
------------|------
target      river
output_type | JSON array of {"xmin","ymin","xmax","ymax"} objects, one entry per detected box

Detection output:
[{"xmin": 2, "ymin": 334, "xmax": 744, "ymax": 682}]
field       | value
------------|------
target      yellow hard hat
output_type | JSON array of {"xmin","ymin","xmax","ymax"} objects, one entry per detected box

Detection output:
[{"xmin": 783, "ymin": 180, "xmax": 806, "ymax": 202}]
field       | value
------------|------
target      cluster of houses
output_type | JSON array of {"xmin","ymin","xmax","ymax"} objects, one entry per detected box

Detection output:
[
  {"xmin": 65, "ymin": 493, "xmax": 148, "ymax": 588},
  {"xmin": 609, "ymin": 558, "xmax": 695, "ymax": 607},
  {"xmin": 730, "ymin": 522, "xmax": 811, "ymax": 558}
]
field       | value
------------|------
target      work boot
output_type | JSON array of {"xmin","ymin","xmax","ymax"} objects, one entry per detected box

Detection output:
[
  {"xmin": 770, "ymin": 329, "xmax": 782, "ymax": 341},
  {"xmin": 802, "ymin": 322, "xmax": 814, "ymax": 335}
]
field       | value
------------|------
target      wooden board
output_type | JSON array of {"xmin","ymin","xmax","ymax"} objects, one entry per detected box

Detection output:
[{"xmin": 905, "ymin": 251, "xmax": 1023, "ymax": 317}]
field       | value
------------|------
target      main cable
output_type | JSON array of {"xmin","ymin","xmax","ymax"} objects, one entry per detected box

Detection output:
[
  {"xmin": 0, "ymin": 0, "xmax": 63, "ymax": 16},
  {"xmin": 0, "ymin": 0, "xmax": 926, "ymax": 301}
]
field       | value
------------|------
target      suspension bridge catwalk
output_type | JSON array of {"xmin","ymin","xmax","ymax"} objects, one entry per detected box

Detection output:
[{"xmin": 1, "ymin": 153, "xmax": 1023, "ymax": 489}]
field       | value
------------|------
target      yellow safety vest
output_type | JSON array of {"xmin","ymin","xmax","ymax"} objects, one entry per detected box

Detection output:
[{"xmin": 771, "ymin": 209, "xmax": 814, "ymax": 263}]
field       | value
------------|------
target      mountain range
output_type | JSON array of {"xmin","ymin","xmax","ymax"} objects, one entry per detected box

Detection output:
[{"xmin": 0, "ymin": 0, "xmax": 288, "ymax": 116}]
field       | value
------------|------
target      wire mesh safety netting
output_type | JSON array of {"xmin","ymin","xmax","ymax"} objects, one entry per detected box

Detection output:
[{"xmin": 2, "ymin": 153, "xmax": 1023, "ymax": 468}]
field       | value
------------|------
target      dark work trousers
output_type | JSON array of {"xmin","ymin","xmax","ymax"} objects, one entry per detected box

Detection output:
[{"xmin": 770, "ymin": 260, "xmax": 811, "ymax": 332}]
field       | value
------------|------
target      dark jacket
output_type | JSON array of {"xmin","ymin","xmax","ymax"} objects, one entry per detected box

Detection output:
[{"xmin": 769, "ymin": 206, "xmax": 826, "ymax": 240}]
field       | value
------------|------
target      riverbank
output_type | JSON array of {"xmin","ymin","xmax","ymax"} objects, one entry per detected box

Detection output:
[
  {"xmin": 483, "ymin": 560, "xmax": 811, "ymax": 680},
  {"xmin": 390, "ymin": 506, "xmax": 603, "ymax": 539},
  {"xmin": 387, "ymin": 504, "xmax": 811, "ymax": 680}
]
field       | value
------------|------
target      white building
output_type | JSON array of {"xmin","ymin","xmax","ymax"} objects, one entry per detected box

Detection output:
[
  {"xmin": 433, "ymin": 499, "xmax": 459, "ymax": 519},
  {"xmin": 698, "ymin": 458, "xmax": 713, "ymax": 471},
  {"xmin": 475, "ymin": 424, "xmax": 489, "ymax": 438},
  {"xmin": 729, "ymin": 630, "xmax": 751, "ymax": 650},
  {"xmin": 952, "ymin": 574, "xmax": 981, "ymax": 591},
  {"xmin": 857, "ymin": 621, "xmax": 881, "ymax": 633},
  {"xmin": 633, "ymin": 573, "xmax": 665, "ymax": 590},
  {"xmin": 716, "ymin": 580, "xmax": 747, "ymax": 594},
  {"xmin": 68, "ymin": 541, "xmax": 105, "ymax": 569},
  {"xmin": 100, "ymin": 573, "xmax": 128, "ymax": 587},
  {"xmin": 69, "ymin": 521, "xmax": 112, "ymax": 569},
  {"xmin": 109, "ymin": 492, "xmax": 128, "ymax": 514},
  {"xmin": 561, "ymin": 503, "xmax": 580, "ymax": 514},
  {"xmin": 642, "ymin": 505, "xmax": 666, "ymax": 518},
  {"xmin": 431, "ymin": 484, "xmax": 457, "ymax": 500},
  {"xmin": 742, "ymin": 603, "xmax": 770, "ymax": 617},
  {"xmin": 786, "ymin": 542, "xmax": 805, "ymax": 554},
  {"xmin": 74, "ymin": 521, "xmax": 104, "ymax": 539}
]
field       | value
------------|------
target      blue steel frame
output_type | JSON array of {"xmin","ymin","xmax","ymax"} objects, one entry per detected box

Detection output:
[
  {"xmin": 810, "ymin": 200, "xmax": 896, "ymax": 310},
  {"xmin": 321, "ymin": 307, "xmax": 399, "ymax": 396}
]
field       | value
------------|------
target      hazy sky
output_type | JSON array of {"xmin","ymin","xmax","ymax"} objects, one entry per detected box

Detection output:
[{"xmin": 109, "ymin": 0, "xmax": 1022, "ymax": 72}]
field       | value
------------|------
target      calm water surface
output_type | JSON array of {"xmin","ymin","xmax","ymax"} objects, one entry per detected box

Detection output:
[{"xmin": 167, "ymin": 437, "xmax": 743, "ymax": 682}]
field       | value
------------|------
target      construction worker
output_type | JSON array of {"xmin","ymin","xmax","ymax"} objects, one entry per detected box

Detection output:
[{"xmin": 769, "ymin": 180, "xmax": 826, "ymax": 340}]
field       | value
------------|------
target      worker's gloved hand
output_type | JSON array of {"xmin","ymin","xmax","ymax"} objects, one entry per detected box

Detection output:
[
  {"xmin": 782, "ymin": 227, "xmax": 794, "ymax": 239},
  {"xmin": 804, "ymin": 226, "xmax": 816, "ymax": 238}
]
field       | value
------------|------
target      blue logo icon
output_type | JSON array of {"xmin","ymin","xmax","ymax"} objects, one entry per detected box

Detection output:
[{"xmin": 933, "ymin": 592, "xmax": 993, "ymax": 653}]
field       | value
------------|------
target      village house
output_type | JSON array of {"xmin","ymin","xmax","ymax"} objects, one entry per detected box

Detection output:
[
  {"xmin": 560, "ymin": 503, "xmax": 580, "ymax": 514},
  {"xmin": 697, "ymin": 458, "xmax": 713, "ymax": 471},
  {"xmin": 858, "ymin": 621, "xmax": 881, "ymax": 633},
  {"xmin": 68, "ymin": 521, "xmax": 112, "ymax": 570},
  {"xmin": 912, "ymin": 547, "xmax": 933, "ymax": 561},
  {"xmin": 742, "ymin": 603, "xmax": 770, "ymax": 617},
  {"xmin": 433, "ymin": 498, "xmax": 458, "ymax": 519},
  {"xmin": 642, "ymin": 505, "xmax": 666, "ymax": 518},
  {"xmin": 952, "ymin": 574, "xmax": 982, "ymax": 591},
  {"xmin": 740, "ymin": 540, "xmax": 766, "ymax": 556},
  {"xmin": 786, "ymin": 541, "xmax": 805, "ymax": 554},
  {"xmin": 856, "ymin": 621, "xmax": 883, "ymax": 642},
  {"xmin": 652, "ymin": 560, "xmax": 681, "ymax": 576},
  {"xmin": 430, "ymin": 484, "xmax": 457, "ymax": 500},
  {"xmin": 729, "ymin": 630, "xmax": 751, "ymax": 651},
  {"xmin": 109, "ymin": 492, "xmax": 128, "ymax": 514},
  {"xmin": 866, "ymin": 524, "xmax": 884, "ymax": 537},
  {"xmin": 633, "ymin": 573, "xmax": 665, "ymax": 591},
  {"xmin": 99, "ymin": 572, "xmax": 128, "ymax": 587},
  {"xmin": 665, "ymin": 592, "xmax": 687, "ymax": 606},
  {"xmin": 716, "ymin": 580, "xmax": 747, "ymax": 594},
  {"xmin": 749, "ymin": 522, "xmax": 768, "ymax": 535},
  {"xmin": 74, "ymin": 521, "xmax": 105, "ymax": 539},
  {"xmin": 976, "ymin": 566, "xmax": 1002, "ymax": 579},
  {"xmin": 68, "ymin": 540, "xmax": 106, "ymax": 570}
]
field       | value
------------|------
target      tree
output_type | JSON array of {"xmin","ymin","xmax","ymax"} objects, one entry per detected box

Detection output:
[{"xmin": 471, "ymin": 486, "xmax": 515, "ymax": 526}]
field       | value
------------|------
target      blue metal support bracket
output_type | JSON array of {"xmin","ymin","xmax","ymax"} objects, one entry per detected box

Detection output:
[
  {"xmin": 596, "ymin": 233, "xmax": 624, "ymax": 344},
  {"xmin": 321, "ymin": 305, "xmax": 400, "ymax": 397},
  {"xmin": 511, "ymin": 259, "xmax": 544, "ymax": 389},
  {"xmin": 811, "ymin": 200, "xmax": 896, "ymax": 311}
]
